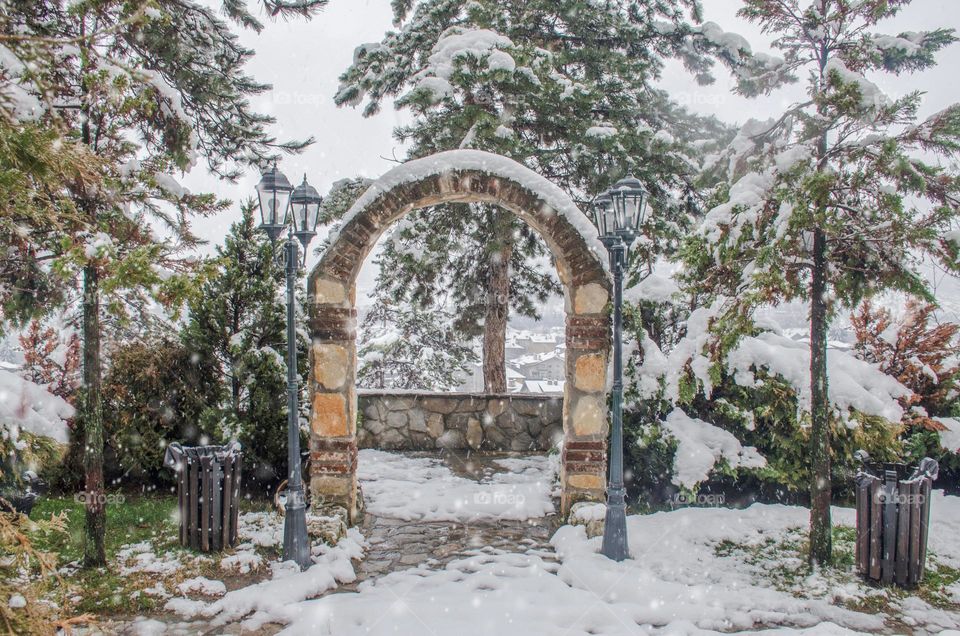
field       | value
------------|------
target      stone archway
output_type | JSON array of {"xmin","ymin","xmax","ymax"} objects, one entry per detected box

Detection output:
[{"xmin": 307, "ymin": 150, "xmax": 610, "ymax": 522}]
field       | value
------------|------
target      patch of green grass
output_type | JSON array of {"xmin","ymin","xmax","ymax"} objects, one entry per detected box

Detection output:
[
  {"xmin": 31, "ymin": 493, "xmax": 178, "ymax": 565},
  {"xmin": 19, "ymin": 493, "xmax": 279, "ymax": 617},
  {"xmin": 712, "ymin": 525, "xmax": 860, "ymax": 591},
  {"xmin": 24, "ymin": 494, "xmax": 182, "ymax": 614},
  {"xmin": 713, "ymin": 521, "xmax": 960, "ymax": 626},
  {"xmin": 916, "ymin": 560, "xmax": 960, "ymax": 608}
]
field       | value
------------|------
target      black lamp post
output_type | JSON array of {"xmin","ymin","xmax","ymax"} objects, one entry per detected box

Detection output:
[
  {"xmin": 255, "ymin": 166, "xmax": 322, "ymax": 570},
  {"xmin": 590, "ymin": 176, "xmax": 649, "ymax": 562}
]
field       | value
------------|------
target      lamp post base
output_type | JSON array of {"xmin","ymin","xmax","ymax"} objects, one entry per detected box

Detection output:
[
  {"xmin": 600, "ymin": 486, "xmax": 630, "ymax": 562},
  {"xmin": 283, "ymin": 488, "xmax": 312, "ymax": 570}
]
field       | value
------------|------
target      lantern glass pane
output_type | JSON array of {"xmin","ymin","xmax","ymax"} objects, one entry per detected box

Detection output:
[
  {"xmin": 306, "ymin": 201, "xmax": 321, "ymax": 233},
  {"xmin": 604, "ymin": 204, "xmax": 617, "ymax": 234},
  {"xmin": 296, "ymin": 203, "xmax": 308, "ymax": 233},
  {"xmin": 634, "ymin": 193, "xmax": 647, "ymax": 230},
  {"xmin": 261, "ymin": 191, "xmax": 280, "ymax": 225},
  {"xmin": 277, "ymin": 190, "xmax": 292, "ymax": 225},
  {"xmin": 259, "ymin": 188, "xmax": 291, "ymax": 227}
]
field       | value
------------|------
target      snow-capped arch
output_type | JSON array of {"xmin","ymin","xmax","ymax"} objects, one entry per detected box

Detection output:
[{"xmin": 307, "ymin": 150, "xmax": 611, "ymax": 521}]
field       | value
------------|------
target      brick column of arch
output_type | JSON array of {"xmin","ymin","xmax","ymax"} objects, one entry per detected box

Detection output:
[{"xmin": 307, "ymin": 151, "xmax": 611, "ymax": 522}]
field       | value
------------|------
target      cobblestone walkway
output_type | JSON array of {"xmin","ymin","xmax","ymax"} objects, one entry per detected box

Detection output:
[{"xmin": 345, "ymin": 450, "xmax": 561, "ymax": 588}]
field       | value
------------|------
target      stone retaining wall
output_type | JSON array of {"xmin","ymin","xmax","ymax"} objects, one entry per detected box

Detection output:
[{"xmin": 357, "ymin": 391, "xmax": 563, "ymax": 452}]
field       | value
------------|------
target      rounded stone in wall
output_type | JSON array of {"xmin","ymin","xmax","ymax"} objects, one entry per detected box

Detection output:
[
  {"xmin": 421, "ymin": 397, "xmax": 459, "ymax": 414},
  {"xmin": 485, "ymin": 399, "xmax": 508, "ymax": 418},
  {"xmin": 364, "ymin": 418, "xmax": 386, "ymax": 436},
  {"xmin": 378, "ymin": 428, "xmax": 406, "ymax": 449},
  {"xmin": 386, "ymin": 410, "xmax": 408, "ymax": 429},
  {"xmin": 407, "ymin": 409, "xmax": 428, "ymax": 433},
  {"xmin": 426, "ymin": 413, "xmax": 445, "ymax": 438},
  {"xmin": 436, "ymin": 430, "xmax": 465, "ymax": 448},
  {"xmin": 513, "ymin": 399, "xmax": 545, "ymax": 417},
  {"xmin": 510, "ymin": 432, "xmax": 536, "ymax": 452},
  {"xmin": 539, "ymin": 424, "xmax": 563, "ymax": 449},
  {"xmin": 408, "ymin": 431, "xmax": 434, "ymax": 450},
  {"xmin": 447, "ymin": 412, "xmax": 471, "ymax": 430},
  {"xmin": 525, "ymin": 416, "xmax": 543, "ymax": 437},
  {"xmin": 466, "ymin": 417, "xmax": 484, "ymax": 450},
  {"xmin": 482, "ymin": 424, "xmax": 508, "ymax": 449}
]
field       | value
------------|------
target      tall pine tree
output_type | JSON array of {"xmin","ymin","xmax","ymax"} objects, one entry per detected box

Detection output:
[
  {"xmin": 335, "ymin": 0, "xmax": 773, "ymax": 389},
  {"xmin": 685, "ymin": 0, "xmax": 960, "ymax": 564},
  {"xmin": 0, "ymin": 0, "xmax": 325, "ymax": 565}
]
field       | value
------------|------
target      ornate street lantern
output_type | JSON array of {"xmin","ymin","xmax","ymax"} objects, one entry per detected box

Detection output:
[
  {"xmin": 290, "ymin": 175, "xmax": 323, "ymax": 252},
  {"xmin": 255, "ymin": 164, "xmax": 293, "ymax": 243},
  {"xmin": 588, "ymin": 175, "xmax": 650, "ymax": 563}
]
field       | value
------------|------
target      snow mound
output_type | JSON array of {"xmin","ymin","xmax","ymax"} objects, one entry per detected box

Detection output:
[
  {"xmin": 551, "ymin": 504, "xmax": 889, "ymax": 635},
  {"xmin": 661, "ymin": 408, "xmax": 766, "ymax": 488},
  {"xmin": 727, "ymin": 331, "xmax": 910, "ymax": 422},
  {"xmin": 166, "ymin": 528, "xmax": 365, "ymax": 629},
  {"xmin": 0, "ymin": 369, "xmax": 73, "ymax": 444},
  {"xmin": 624, "ymin": 259, "xmax": 682, "ymax": 304},
  {"xmin": 936, "ymin": 417, "xmax": 960, "ymax": 453},
  {"xmin": 275, "ymin": 498, "xmax": 946, "ymax": 635},
  {"xmin": 635, "ymin": 311, "xmax": 911, "ymax": 424}
]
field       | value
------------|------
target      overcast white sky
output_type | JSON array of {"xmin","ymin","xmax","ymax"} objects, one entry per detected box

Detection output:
[{"xmin": 181, "ymin": 0, "xmax": 960, "ymax": 290}]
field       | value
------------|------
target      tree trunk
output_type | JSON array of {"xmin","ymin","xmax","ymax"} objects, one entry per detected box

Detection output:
[
  {"xmin": 82, "ymin": 263, "xmax": 106, "ymax": 567},
  {"xmin": 808, "ymin": 23, "xmax": 833, "ymax": 565},
  {"xmin": 808, "ymin": 227, "xmax": 832, "ymax": 566},
  {"xmin": 483, "ymin": 212, "xmax": 512, "ymax": 393},
  {"xmin": 79, "ymin": 14, "xmax": 106, "ymax": 568}
]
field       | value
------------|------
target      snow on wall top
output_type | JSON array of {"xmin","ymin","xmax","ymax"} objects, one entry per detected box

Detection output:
[{"xmin": 325, "ymin": 149, "xmax": 608, "ymax": 276}]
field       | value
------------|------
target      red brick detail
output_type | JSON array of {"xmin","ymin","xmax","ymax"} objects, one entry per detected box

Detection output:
[
  {"xmin": 566, "ymin": 315, "xmax": 610, "ymax": 350},
  {"xmin": 309, "ymin": 307, "xmax": 357, "ymax": 341},
  {"xmin": 309, "ymin": 438, "xmax": 358, "ymax": 475},
  {"xmin": 563, "ymin": 440, "xmax": 607, "ymax": 473}
]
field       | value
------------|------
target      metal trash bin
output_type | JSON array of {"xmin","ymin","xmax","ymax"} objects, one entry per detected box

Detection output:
[
  {"xmin": 164, "ymin": 442, "xmax": 242, "ymax": 552},
  {"xmin": 854, "ymin": 451, "xmax": 938, "ymax": 587}
]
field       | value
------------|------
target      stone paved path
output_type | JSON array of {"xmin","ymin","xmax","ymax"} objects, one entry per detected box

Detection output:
[
  {"xmin": 345, "ymin": 450, "xmax": 561, "ymax": 589},
  {"xmin": 105, "ymin": 450, "xmax": 559, "ymax": 635}
]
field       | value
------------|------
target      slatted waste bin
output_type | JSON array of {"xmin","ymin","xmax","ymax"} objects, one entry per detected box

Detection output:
[
  {"xmin": 854, "ymin": 452, "xmax": 938, "ymax": 587},
  {"xmin": 164, "ymin": 442, "xmax": 242, "ymax": 552}
]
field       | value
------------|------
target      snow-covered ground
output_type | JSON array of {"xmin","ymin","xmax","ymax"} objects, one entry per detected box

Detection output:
[
  {"xmin": 274, "ymin": 494, "xmax": 960, "ymax": 635},
  {"xmin": 356, "ymin": 448, "xmax": 558, "ymax": 522},
  {"xmin": 118, "ymin": 452, "xmax": 960, "ymax": 634}
]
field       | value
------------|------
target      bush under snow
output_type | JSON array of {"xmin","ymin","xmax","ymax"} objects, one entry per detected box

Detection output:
[{"xmin": 0, "ymin": 369, "xmax": 73, "ymax": 446}]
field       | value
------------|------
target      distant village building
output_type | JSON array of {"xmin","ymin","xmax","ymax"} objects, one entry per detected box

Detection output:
[
  {"xmin": 513, "ymin": 331, "xmax": 563, "ymax": 355},
  {"xmin": 521, "ymin": 379, "xmax": 565, "ymax": 394},
  {"xmin": 454, "ymin": 363, "xmax": 524, "ymax": 393},
  {"xmin": 511, "ymin": 349, "xmax": 565, "ymax": 383}
]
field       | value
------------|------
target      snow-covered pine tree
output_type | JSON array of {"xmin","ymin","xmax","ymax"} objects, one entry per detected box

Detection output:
[
  {"xmin": 0, "ymin": 120, "xmax": 98, "ymax": 329},
  {"xmin": 357, "ymin": 291, "xmax": 477, "ymax": 390},
  {"xmin": 335, "ymin": 0, "xmax": 777, "ymax": 390},
  {"xmin": 0, "ymin": 0, "xmax": 324, "ymax": 566},
  {"xmin": 181, "ymin": 202, "xmax": 309, "ymax": 496},
  {"xmin": 685, "ymin": 0, "xmax": 960, "ymax": 564}
]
